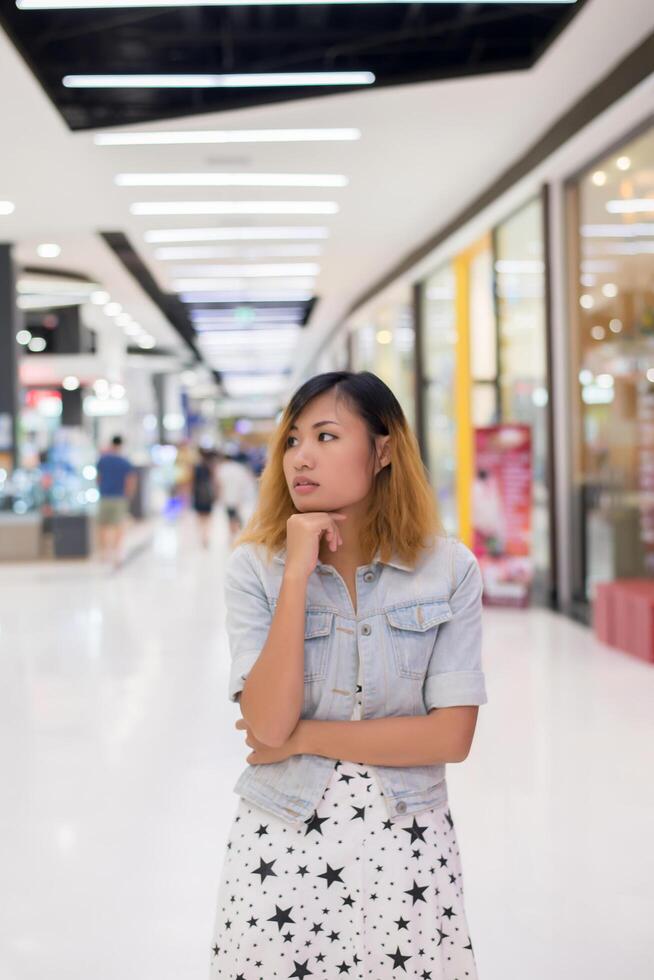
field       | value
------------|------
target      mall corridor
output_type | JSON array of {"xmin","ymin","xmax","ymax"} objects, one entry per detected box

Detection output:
[{"xmin": 1, "ymin": 515, "xmax": 652, "ymax": 980}]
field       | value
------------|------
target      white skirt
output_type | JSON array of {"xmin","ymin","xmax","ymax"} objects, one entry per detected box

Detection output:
[{"xmin": 209, "ymin": 748, "xmax": 479, "ymax": 978}]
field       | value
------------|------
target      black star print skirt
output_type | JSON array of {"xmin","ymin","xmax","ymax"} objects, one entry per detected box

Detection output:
[{"xmin": 208, "ymin": 757, "xmax": 479, "ymax": 979}]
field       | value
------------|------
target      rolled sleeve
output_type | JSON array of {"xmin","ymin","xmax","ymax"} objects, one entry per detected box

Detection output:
[
  {"xmin": 224, "ymin": 544, "xmax": 273, "ymax": 703},
  {"xmin": 423, "ymin": 540, "xmax": 488, "ymax": 710}
]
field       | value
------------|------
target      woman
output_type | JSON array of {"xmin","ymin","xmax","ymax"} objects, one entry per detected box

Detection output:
[
  {"xmin": 192, "ymin": 447, "xmax": 217, "ymax": 549},
  {"xmin": 210, "ymin": 371, "xmax": 487, "ymax": 979}
]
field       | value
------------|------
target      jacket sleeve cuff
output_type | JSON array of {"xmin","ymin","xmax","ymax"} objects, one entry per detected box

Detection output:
[
  {"xmin": 228, "ymin": 650, "xmax": 261, "ymax": 703},
  {"xmin": 423, "ymin": 670, "xmax": 488, "ymax": 710}
]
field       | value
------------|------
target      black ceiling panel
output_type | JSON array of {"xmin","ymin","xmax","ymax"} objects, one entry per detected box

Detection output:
[{"xmin": 1, "ymin": 2, "xmax": 586, "ymax": 131}]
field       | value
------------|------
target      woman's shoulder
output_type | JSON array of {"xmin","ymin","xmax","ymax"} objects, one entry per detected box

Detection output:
[{"xmin": 418, "ymin": 535, "xmax": 479, "ymax": 592}]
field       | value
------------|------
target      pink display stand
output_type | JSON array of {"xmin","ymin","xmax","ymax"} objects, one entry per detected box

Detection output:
[{"xmin": 593, "ymin": 579, "xmax": 654, "ymax": 664}]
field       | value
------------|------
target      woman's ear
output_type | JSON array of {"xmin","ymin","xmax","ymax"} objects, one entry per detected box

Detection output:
[{"xmin": 376, "ymin": 435, "xmax": 391, "ymax": 470}]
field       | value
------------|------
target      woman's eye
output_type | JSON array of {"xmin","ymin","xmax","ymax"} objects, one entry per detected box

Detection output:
[
  {"xmin": 318, "ymin": 432, "xmax": 336, "ymax": 441},
  {"xmin": 286, "ymin": 432, "xmax": 335, "ymax": 447}
]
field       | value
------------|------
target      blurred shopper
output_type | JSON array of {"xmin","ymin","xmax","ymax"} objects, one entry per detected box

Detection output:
[
  {"xmin": 96, "ymin": 435, "xmax": 137, "ymax": 567},
  {"xmin": 192, "ymin": 447, "xmax": 218, "ymax": 549},
  {"xmin": 214, "ymin": 449, "xmax": 258, "ymax": 540}
]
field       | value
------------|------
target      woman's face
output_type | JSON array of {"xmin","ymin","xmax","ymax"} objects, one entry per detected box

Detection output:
[{"xmin": 283, "ymin": 389, "xmax": 390, "ymax": 513}]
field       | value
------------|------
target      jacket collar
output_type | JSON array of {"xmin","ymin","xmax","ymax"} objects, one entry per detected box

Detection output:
[{"xmin": 272, "ymin": 545, "xmax": 413, "ymax": 572}]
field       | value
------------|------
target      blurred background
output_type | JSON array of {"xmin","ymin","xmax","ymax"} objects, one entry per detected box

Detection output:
[{"xmin": 0, "ymin": 1, "xmax": 653, "ymax": 978}]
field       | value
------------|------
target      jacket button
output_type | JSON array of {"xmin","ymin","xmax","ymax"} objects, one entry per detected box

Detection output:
[
  {"xmin": 396, "ymin": 800, "xmax": 407, "ymax": 813},
  {"xmin": 363, "ymin": 571, "xmax": 375, "ymax": 583},
  {"xmin": 361, "ymin": 623, "xmax": 371, "ymax": 635}
]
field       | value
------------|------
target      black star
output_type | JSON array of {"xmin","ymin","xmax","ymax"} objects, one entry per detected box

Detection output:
[
  {"xmin": 247, "ymin": 916, "xmax": 258, "ymax": 927},
  {"xmin": 421, "ymin": 972, "xmax": 432, "ymax": 979},
  {"xmin": 356, "ymin": 683, "xmax": 362, "ymax": 693},
  {"xmin": 255, "ymin": 824, "xmax": 269, "ymax": 837},
  {"xmin": 342, "ymin": 893, "xmax": 355, "ymax": 907},
  {"xmin": 436, "ymin": 927, "xmax": 449, "ymax": 946},
  {"xmin": 286, "ymin": 845, "xmax": 295, "ymax": 854},
  {"xmin": 464, "ymin": 936, "xmax": 474, "ymax": 952},
  {"xmin": 310, "ymin": 922, "xmax": 324, "ymax": 935},
  {"xmin": 337, "ymin": 962, "xmax": 351, "ymax": 974},
  {"xmin": 289, "ymin": 959, "xmax": 313, "ymax": 979},
  {"xmin": 448, "ymin": 873, "xmax": 457, "ymax": 884},
  {"xmin": 318, "ymin": 863, "xmax": 345, "ymax": 888},
  {"xmin": 236, "ymin": 974, "xmax": 245, "ymax": 980},
  {"xmin": 442, "ymin": 905, "xmax": 456, "ymax": 919},
  {"xmin": 383, "ymin": 819, "xmax": 394, "ymax": 830},
  {"xmin": 385, "ymin": 945, "xmax": 412, "ymax": 971},
  {"xmin": 402, "ymin": 817, "xmax": 428, "ymax": 845},
  {"xmin": 316, "ymin": 953, "xmax": 326, "ymax": 963},
  {"xmin": 412, "ymin": 849, "xmax": 421, "ymax": 858},
  {"xmin": 350, "ymin": 805, "xmax": 366, "ymax": 821},
  {"xmin": 268, "ymin": 904, "xmax": 295, "ymax": 932},
  {"xmin": 353, "ymin": 954, "xmax": 361, "ymax": 965},
  {"xmin": 404, "ymin": 879, "xmax": 429, "ymax": 905},
  {"xmin": 394, "ymin": 916, "xmax": 410, "ymax": 930},
  {"xmin": 283, "ymin": 930, "xmax": 294, "ymax": 943},
  {"xmin": 358, "ymin": 770, "xmax": 370, "ymax": 779},
  {"xmin": 251, "ymin": 857, "xmax": 278, "ymax": 883},
  {"xmin": 438, "ymin": 855, "xmax": 448, "ymax": 867},
  {"xmin": 297, "ymin": 865, "xmax": 309, "ymax": 877},
  {"xmin": 327, "ymin": 930, "xmax": 340, "ymax": 943},
  {"xmin": 224, "ymin": 919, "xmax": 231, "ymax": 930},
  {"xmin": 338, "ymin": 773, "xmax": 354, "ymax": 784},
  {"xmin": 304, "ymin": 811, "xmax": 330, "ymax": 836},
  {"xmin": 444, "ymin": 808, "xmax": 454, "ymax": 829},
  {"xmin": 211, "ymin": 944, "xmax": 219, "ymax": 956}
]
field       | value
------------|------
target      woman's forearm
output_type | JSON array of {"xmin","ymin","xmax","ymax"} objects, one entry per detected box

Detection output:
[
  {"xmin": 295, "ymin": 710, "xmax": 472, "ymax": 767},
  {"xmin": 239, "ymin": 570, "xmax": 307, "ymax": 747}
]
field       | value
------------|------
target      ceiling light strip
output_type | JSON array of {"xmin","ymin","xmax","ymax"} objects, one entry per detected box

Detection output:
[
  {"xmin": 95, "ymin": 128, "xmax": 360, "ymax": 145},
  {"xmin": 63, "ymin": 72, "xmax": 374, "ymax": 88}
]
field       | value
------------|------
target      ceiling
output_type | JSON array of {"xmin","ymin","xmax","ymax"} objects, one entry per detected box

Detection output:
[{"xmin": 0, "ymin": 0, "xmax": 652, "ymax": 404}]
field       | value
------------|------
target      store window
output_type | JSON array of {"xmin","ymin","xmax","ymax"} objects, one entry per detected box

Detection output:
[{"xmin": 570, "ymin": 123, "xmax": 654, "ymax": 605}]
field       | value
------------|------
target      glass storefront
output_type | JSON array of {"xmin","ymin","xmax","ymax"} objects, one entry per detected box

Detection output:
[
  {"xmin": 569, "ymin": 122, "xmax": 654, "ymax": 607},
  {"xmin": 348, "ymin": 289, "xmax": 416, "ymax": 428}
]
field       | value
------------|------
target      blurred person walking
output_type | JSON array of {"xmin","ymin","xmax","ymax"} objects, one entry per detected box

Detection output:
[
  {"xmin": 192, "ymin": 447, "xmax": 218, "ymax": 549},
  {"xmin": 95, "ymin": 435, "xmax": 137, "ymax": 567},
  {"xmin": 214, "ymin": 449, "xmax": 258, "ymax": 540}
]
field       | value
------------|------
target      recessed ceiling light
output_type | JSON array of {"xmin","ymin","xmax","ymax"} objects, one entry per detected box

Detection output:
[
  {"xmin": 63, "ymin": 376, "xmax": 80, "ymax": 390},
  {"xmin": 144, "ymin": 226, "xmax": 329, "ymax": 243},
  {"xmin": 116, "ymin": 172, "xmax": 348, "ymax": 188},
  {"xmin": 131, "ymin": 201, "xmax": 339, "ymax": 216},
  {"xmin": 37, "ymin": 243, "xmax": 61, "ymax": 258},
  {"xmin": 616, "ymin": 156, "xmax": 631, "ymax": 171},
  {"xmin": 90, "ymin": 290, "xmax": 110, "ymax": 304},
  {"xmin": 137, "ymin": 336, "xmax": 156, "ymax": 349},
  {"xmin": 63, "ymin": 72, "xmax": 375, "ymax": 88},
  {"xmin": 28, "ymin": 336, "xmax": 47, "ymax": 352},
  {"xmin": 16, "ymin": 330, "xmax": 32, "ymax": 345},
  {"xmin": 580, "ymin": 294, "xmax": 594, "ymax": 310},
  {"xmin": 95, "ymin": 128, "xmax": 360, "ymax": 145},
  {"xmin": 602, "ymin": 283, "xmax": 618, "ymax": 298},
  {"xmin": 0, "ymin": 201, "xmax": 15, "ymax": 215},
  {"xmin": 591, "ymin": 171, "xmax": 607, "ymax": 187}
]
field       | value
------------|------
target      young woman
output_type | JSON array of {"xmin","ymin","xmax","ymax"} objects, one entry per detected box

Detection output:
[
  {"xmin": 192, "ymin": 448, "xmax": 218, "ymax": 549},
  {"xmin": 210, "ymin": 371, "xmax": 487, "ymax": 980}
]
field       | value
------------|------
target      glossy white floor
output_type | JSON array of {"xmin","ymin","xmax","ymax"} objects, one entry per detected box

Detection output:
[{"xmin": 1, "ymin": 511, "xmax": 653, "ymax": 980}]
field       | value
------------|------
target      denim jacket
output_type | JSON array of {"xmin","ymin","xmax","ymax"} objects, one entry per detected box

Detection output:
[{"xmin": 224, "ymin": 534, "xmax": 487, "ymax": 828}]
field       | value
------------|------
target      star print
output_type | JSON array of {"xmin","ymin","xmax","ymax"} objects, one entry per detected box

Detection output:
[
  {"xmin": 444, "ymin": 809, "xmax": 454, "ymax": 829},
  {"xmin": 236, "ymin": 974, "xmax": 245, "ymax": 980},
  {"xmin": 211, "ymin": 944, "xmax": 219, "ymax": 956},
  {"xmin": 247, "ymin": 916, "xmax": 258, "ymax": 927},
  {"xmin": 283, "ymin": 930, "xmax": 294, "ymax": 943},
  {"xmin": 289, "ymin": 959, "xmax": 313, "ymax": 978},
  {"xmin": 297, "ymin": 865, "xmax": 309, "ymax": 877},
  {"xmin": 353, "ymin": 954, "xmax": 361, "ymax": 965},
  {"xmin": 304, "ymin": 811, "xmax": 330, "ymax": 836},
  {"xmin": 383, "ymin": 819, "xmax": 394, "ymax": 830},
  {"xmin": 338, "ymin": 773, "xmax": 354, "ymax": 783},
  {"xmin": 436, "ymin": 926, "xmax": 449, "ymax": 946},
  {"xmin": 438, "ymin": 855, "xmax": 448, "ymax": 867},
  {"xmin": 404, "ymin": 879, "xmax": 429, "ymax": 905},
  {"xmin": 286, "ymin": 845, "xmax": 295, "ymax": 854},
  {"xmin": 421, "ymin": 972, "xmax": 432, "ymax": 979},
  {"xmin": 268, "ymin": 904, "xmax": 295, "ymax": 931},
  {"xmin": 251, "ymin": 857, "xmax": 277, "ymax": 883},
  {"xmin": 255, "ymin": 824, "xmax": 269, "ymax": 837},
  {"xmin": 342, "ymin": 893, "xmax": 355, "ymax": 907},
  {"xmin": 358, "ymin": 770, "xmax": 370, "ymax": 779},
  {"xmin": 317, "ymin": 863, "xmax": 344, "ymax": 887},
  {"xmin": 394, "ymin": 915, "xmax": 410, "ymax": 930},
  {"xmin": 350, "ymin": 805, "xmax": 366, "ymax": 821},
  {"xmin": 328, "ymin": 930, "xmax": 340, "ymax": 943},
  {"xmin": 448, "ymin": 873, "xmax": 457, "ymax": 884},
  {"xmin": 224, "ymin": 919, "xmax": 231, "ymax": 930},
  {"xmin": 402, "ymin": 817, "xmax": 428, "ymax": 844},
  {"xmin": 316, "ymin": 953, "xmax": 326, "ymax": 963},
  {"xmin": 310, "ymin": 922, "xmax": 323, "ymax": 935},
  {"xmin": 385, "ymin": 945, "xmax": 412, "ymax": 971},
  {"xmin": 412, "ymin": 849, "xmax": 421, "ymax": 858},
  {"xmin": 442, "ymin": 905, "xmax": 457, "ymax": 919},
  {"xmin": 337, "ymin": 962, "xmax": 351, "ymax": 974},
  {"xmin": 464, "ymin": 937, "xmax": 474, "ymax": 951}
]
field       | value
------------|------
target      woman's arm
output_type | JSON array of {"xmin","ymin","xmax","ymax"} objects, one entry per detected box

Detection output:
[{"xmin": 239, "ymin": 706, "xmax": 479, "ymax": 766}]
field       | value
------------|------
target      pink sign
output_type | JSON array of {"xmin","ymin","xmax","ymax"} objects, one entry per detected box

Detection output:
[{"xmin": 472, "ymin": 425, "xmax": 533, "ymax": 608}]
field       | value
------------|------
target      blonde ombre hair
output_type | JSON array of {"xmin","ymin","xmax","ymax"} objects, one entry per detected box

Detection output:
[{"xmin": 234, "ymin": 370, "xmax": 443, "ymax": 567}]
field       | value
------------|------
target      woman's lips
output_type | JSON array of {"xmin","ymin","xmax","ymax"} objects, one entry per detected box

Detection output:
[{"xmin": 294, "ymin": 482, "xmax": 320, "ymax": 494}]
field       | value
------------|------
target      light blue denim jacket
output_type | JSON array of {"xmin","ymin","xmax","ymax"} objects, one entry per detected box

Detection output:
[{"xmin": 224, "ymin": 534, "xmax": 487, "ymax": 828}]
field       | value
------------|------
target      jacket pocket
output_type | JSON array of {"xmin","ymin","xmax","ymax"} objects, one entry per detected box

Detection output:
[
  {"xmin": 384, "ymin": 598, "xmax": 452, "ymax": 679},
  {"xmin": 304, "ymin": 608, "xmax": 334, "ymax": 682}
]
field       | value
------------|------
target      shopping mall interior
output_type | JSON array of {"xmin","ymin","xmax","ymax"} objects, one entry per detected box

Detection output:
[{"xmin": 1, "ymin": 2, "xmax": 653, "ymax": 978}]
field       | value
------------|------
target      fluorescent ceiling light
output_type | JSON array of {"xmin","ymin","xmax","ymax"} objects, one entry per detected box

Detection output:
[
  {"xmin": 0, "ymin": 201, "xmax": 16, "ymax": 215},
  {"xmin": 37, "ymin": 243, "xmax": 61, "ymax": 258},
  {"xmin": 95, "ymin": 128, "xmax": 360, "ymax": 145},
  {"xmin": 581, "ymin": 223, "xmax": 654, "ymax": 237},
  {"xmin": 173, "ymin": 277, "xmax": 315, "ymax": 291},
  {"xmin": 21, "ymin": 0, "xmax": 578, "ymax": 8},
  {"xmin": 170, "ymin": 263, "xmax": 319, "ymax": 277},
  {"xmin": 198, "ymin": 329, "xmax": 298, "ymax": 346},
  {"xmin": 606, "ymin": 200, "xmax": 654, "ymax": 214},
  {"xmin": 180, "ymin": 290, "xmax": 312, "ymax": 303},
  {"xmin": 131, "ymin": 201, "xmax": 338, "ymax": 216},
  {"xmin": 155, "ymin": 244, "xmax": 322, "ymax": 259},
  {"xmin": 144, "ymin": 226, "xmax": 329, "ymax": 243},
  {"xmin": 116, "ymin": 172, "xmax": 347, "ymax": 188},
  {"xmin": 63, "ymin": 72, "xmax": 374, "ymax": 88}
]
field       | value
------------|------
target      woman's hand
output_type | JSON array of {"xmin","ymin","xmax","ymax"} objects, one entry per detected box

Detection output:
[
  {"xmin": 235, "ymin": 716, "xmax": 303, "ymax": 764},
  {"xmin": 285, "ymin": 511, "xmax": 347, "ymax": 580}
]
